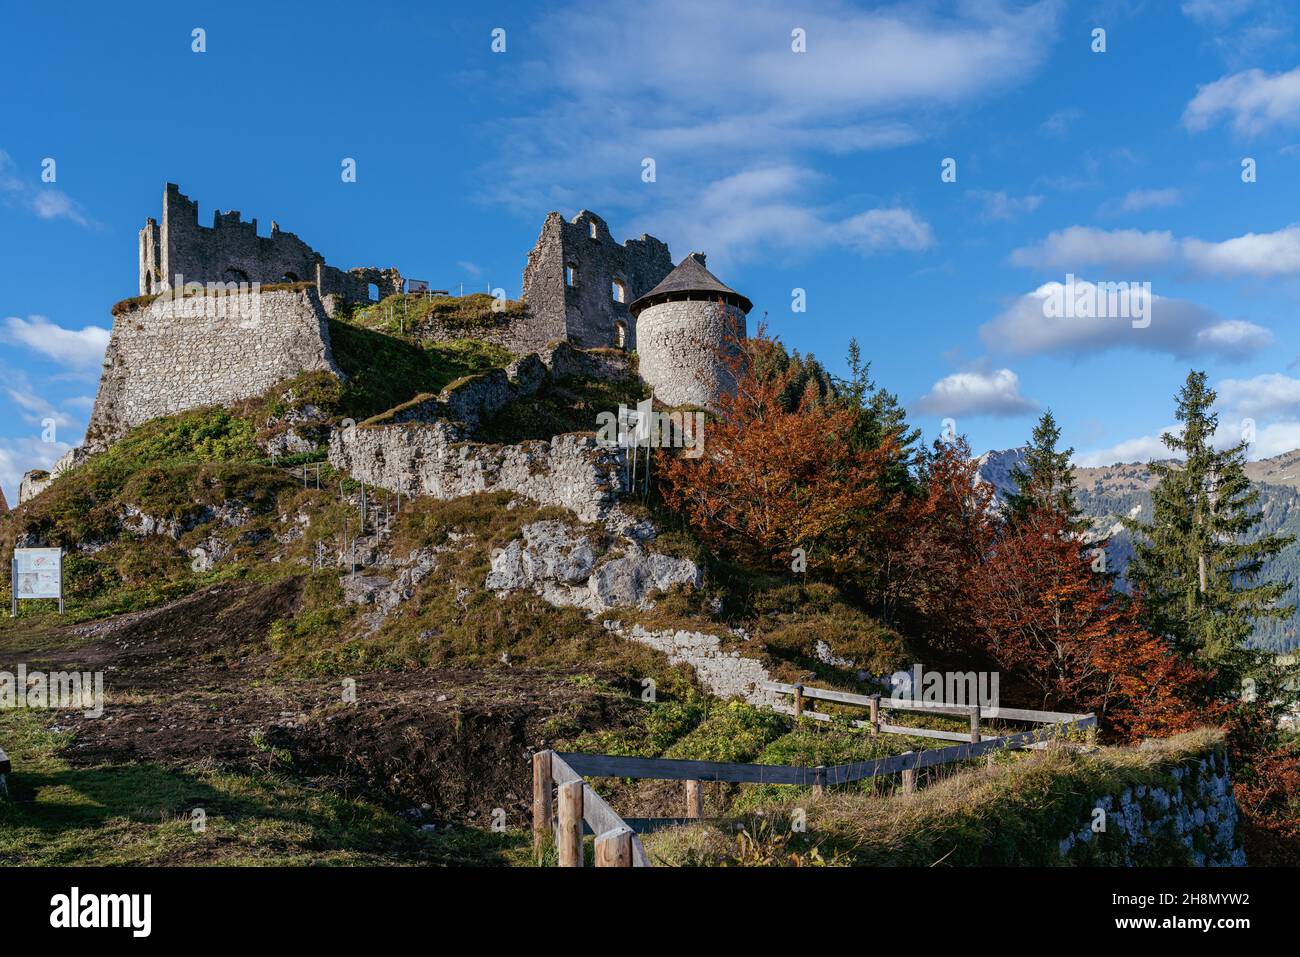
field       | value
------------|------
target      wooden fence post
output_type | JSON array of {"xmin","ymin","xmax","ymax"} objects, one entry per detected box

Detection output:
[
  {"xmin": 813, "ymin": 765, "xmax": 826, "ymax": 796},
  {"xmin": 869, "ymin": 694, "xmax": 881, "ymax": 736},
  {"xmin": 557, "ymin": 780, "xmax": 584, "ymax": 867},
  {"xmin": 794, "ymin": 684, "xmax": 804, "ymax": 722},
  {"xmin": 969, "ymin": 705, "xmax": 981, "ymax": 743},
  {"xmin": 532, "ymin": 751, "xmax": 553, "ymax": 856},
  {"xmin": 685, "ymin": 780, "xmax": 703, "ymax": 819},
  {"xmin": 901, "ymin": 751, "xmax": 916, "ymax": 794},
  {"xmin": 595, "ymin": 826, "xmax": 633, "ymax": 867}
]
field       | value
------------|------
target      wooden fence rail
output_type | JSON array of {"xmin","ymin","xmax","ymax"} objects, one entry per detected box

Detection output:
[
  {"xmin": 532, "ymin": 689, "xmax": 1096, "ymax": 868},
  {"xmin": 764, "ymin": 681, "xmax": 1087, "ymax": 724}
]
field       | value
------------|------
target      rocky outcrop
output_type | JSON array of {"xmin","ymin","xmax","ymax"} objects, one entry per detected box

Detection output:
[
  {"xmin": 18, "ymin": 470, "xmax": 53, "ymax": 505},
  {"xmin": 608, "ymin": 622, "xmax": 778, "ymax": 706},
  {"xmin": 485, "ymin": 519, "xmax": 698, "ymax": 612},
  {"xmin": 540, "ymin": 341, "xmax": 635, "ymax": 384}
]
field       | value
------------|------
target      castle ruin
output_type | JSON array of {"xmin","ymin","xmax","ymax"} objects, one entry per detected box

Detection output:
[
  {"xmin": 18, "ymin": 184, "xmax": 753, "ymax": 502},
  {"xmin": 139, "ymin": 184, "xmax": 403, "ymax": 308},
  {"xmin": 519, "ymin": 210, "xmax": 673, "ymax": 353}
]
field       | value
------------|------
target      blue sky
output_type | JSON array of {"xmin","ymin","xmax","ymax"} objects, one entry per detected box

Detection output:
[{"xmin": 5, "ymin": 0, "xmax": 1300, "ymax": 503}]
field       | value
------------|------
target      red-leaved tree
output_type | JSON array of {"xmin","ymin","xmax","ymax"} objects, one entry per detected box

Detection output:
[
  {"xmin": 658, "ymin": 333, "xmax": 904, "ymax": 582},
  {"xmin": 970, "ymin": 506, "xmax": 1206, "ymax": 739}
]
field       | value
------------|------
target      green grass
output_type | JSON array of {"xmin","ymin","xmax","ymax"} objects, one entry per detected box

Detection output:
[
  {"xmin": 0, "ymin": 710, "xmax": 530, "ymax": 866},
  {"xmin": 348, "ymin": 292, "xmax": 526, "ymax": 336},
  {"xmin": 476, "ymin": 374, "xmax": 650, "ymax": 444},
  {"xmin": 327, "ymin": 318, "xmax": 511, "ymax": 421}
]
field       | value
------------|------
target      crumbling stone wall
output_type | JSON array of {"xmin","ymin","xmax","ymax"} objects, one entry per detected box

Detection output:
[
  {"xmin": 636, "ymin": 299, "xmax": 747, "ymax": 408},
  {"xmin": 329, "ymin": 426, "xmax": 625, "ymax": 525},
  {"xmin": 139, "ymin": 184, "xmax": 401, "ymax": 304},
  {"xmin": 85, "ymin": 287, "xmax": 343, "ymax": 448},
  {"xmin": 1059, "ymin": 745, "xmax": 1245, "ymax": 866},
  {"xmin": 521, "ymin": 211, "xmax": 673, "ymax": 353}
]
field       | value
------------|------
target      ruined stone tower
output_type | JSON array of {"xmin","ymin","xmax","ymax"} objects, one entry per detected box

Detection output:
[
  {"xmin": 139, "ymin": 183, "xmax": 402, "ymax": 306},
  {"xmin": 520, "ymin": 211, "xmax": 673, "ymax": 353},
  {"xmin": 629, "ymin": 253, "xmax": 751, "ymax": 409}
]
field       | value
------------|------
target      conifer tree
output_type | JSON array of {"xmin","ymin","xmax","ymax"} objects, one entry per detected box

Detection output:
[
  {"xmin": 1126, "ymin": 371, "xmax": 1294, "ymax": 695},
  {"xmin": 1005, "ymin": 410, "xmax": 1084, "ymax": 529},
  {"xmin": 839, "ymin": 338, "xmax": 920, "ymax": 491}
]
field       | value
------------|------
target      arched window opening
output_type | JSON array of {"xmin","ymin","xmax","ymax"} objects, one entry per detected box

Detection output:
[
  {"xmin": 611, "ymin": 279, "xmax": 626, "ymax": 303},
  {"xmin": 224, "ymin": 267, "xmax": 251, "ymax": 286},
  {"xmin": 564, "ymin": 264, "xmax": 577, "ymax": 288},
  {"xmin": 614, "ymin": 320, "xmax": 628, "ymax": 350},
  {"xmin": 281, "ymin": 271, "xmax": 300, "ymax": 283},
  {"xmin": 368, "ymin": 283, "xmax": 380, "ymax": 302}
]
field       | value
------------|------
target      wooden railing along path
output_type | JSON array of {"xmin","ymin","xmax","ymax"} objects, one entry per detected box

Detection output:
[{"xmin": 532, "ymin": 685, "xmax": 1094, "ymax": 867}]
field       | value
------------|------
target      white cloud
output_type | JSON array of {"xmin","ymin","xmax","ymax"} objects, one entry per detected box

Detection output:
[
  {"xmin": 1100, "ymin": 188, "xmax": 1182, "ymax": 217},
  {"xmin": 1181, "ymin": 0, "xmax": 1258, "ymax": 28},
  {"xmin": 479, "ymin": 0, "xmax": 1063, "ymax": 225},
  {"xmin": 1009, "ymin": 226, "xmax": 1177, "ymax": 270},
  {"xmin": 1073, "ymin": 429, "xmax": 1177, "ymax": 468},
  {"xmin": 1040, "ymin": 108, "xmax": 1081, "ymax": 138},
  {"xmin": 970, "ymin": 190, "xmax": 1043, "ymax": 221},
  {"xmin": 1, "ymin": 315, "xmax": 110, "ymax": 370},
  {"xmin": 914, "ymin": 367, "xmax": 1038, "ymax": 418},
  {"xmin": 5, "ymin": 388, "xmax": 75, "ymax": 430},
  {"xmin": 625, "ymin": 165, "xmax": 932, "ymax": 268},
  {"xmin": 1073, "ymin": 370, "xmax": 1300, "ymax": 466},
  {"xmin": 1181, "ymin": 226, "xmax": 1300, "ymax": 276},
  {"xmin": 0, "ymin": 435, "xmax": 71, "ymax": 508},
  {"xmin": 1216, "ymin": 372, "xmax": 1300, "ymax": 419},
  {"xmin": 1011, "ymin": 222, "xmax": 1300, "ymax": 278},
  {"xmin": 0, "ymin": 150, "xmax": 94, "ymax": 227},
  {"xmin": 1249, "ymin": 420, "xmax": 1300, "ymax": 457},
  {"xmin": 1183, "ymin": 66, "xmax": 1300, "ymax": 135},
  {"xmin": 981, "ymin": 279, "xmax": 1272, "ymax": 360}
]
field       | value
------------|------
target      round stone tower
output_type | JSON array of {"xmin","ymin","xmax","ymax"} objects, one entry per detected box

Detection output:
[{"xmin": 628, "ymin": 253, "xmax": 752, "ymax": 409}]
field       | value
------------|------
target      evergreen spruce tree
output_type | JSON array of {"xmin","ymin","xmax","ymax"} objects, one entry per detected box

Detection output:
[
  {"xmin": 1005, "ymin": 410, "xmax": 1084, "ymax": 529},
  {"xmin": 839, "ymin": 338, "xmax": 920, "ymax": 491},
  {"xmin": 1126, "ymin": 371, "xmax": 1294, "ymax": 696}
]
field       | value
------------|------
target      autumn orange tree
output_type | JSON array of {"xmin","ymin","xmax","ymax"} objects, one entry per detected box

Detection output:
[
  {"xmin": 970, "ymin": 505, "xmax": 1206, "ymax": 739},
  {"xmin": 876, "ymin": 436, "xmax": 992, "ymax": 641},
  {"xmin": 658, "ymin": 332, "xmax": 905, "ymax": 583}
]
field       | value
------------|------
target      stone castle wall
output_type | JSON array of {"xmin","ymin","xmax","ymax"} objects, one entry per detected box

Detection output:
[
  {"xmin": 521, "ymin": 211, "xmax": 673, "ymax": 353},
  {"xmin": 636, "ymin": 299, "xmax": 747, "ymax": 408},
  {"xmin": 85, "ymin": 286, "xmax": 342, "ymax": 448}
]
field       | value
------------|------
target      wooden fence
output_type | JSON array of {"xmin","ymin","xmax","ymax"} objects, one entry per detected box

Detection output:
[{"xmin": 531, "ymin": 687, "xmax": 1094, "ymax": 867}]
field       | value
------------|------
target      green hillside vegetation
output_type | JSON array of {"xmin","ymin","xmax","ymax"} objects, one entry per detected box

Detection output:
[{"xmin": 646, "ymin": 729, "xmax": 1226, "ymax": 866}]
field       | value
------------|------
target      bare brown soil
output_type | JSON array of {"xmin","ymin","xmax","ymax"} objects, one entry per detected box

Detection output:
[{"xmin": 0, "ymin": 578, "xmax": 640, "ymax": 825}]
